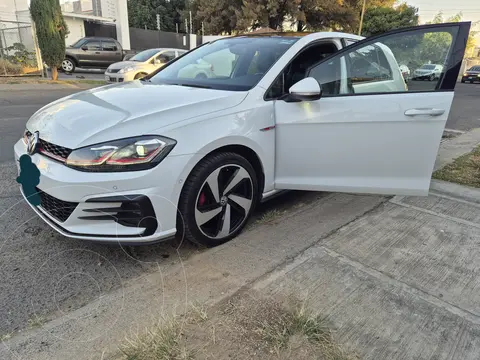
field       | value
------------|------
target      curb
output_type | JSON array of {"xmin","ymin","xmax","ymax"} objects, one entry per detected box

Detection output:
[{"xmin": 430, "ymin": 179, "xmax": 480, "ymax": 204}]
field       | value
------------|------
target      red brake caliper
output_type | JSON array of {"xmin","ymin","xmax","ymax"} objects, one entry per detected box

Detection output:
[{"xmin": 199, "ymin": 192, "xmax": 206, "ymax": 206}]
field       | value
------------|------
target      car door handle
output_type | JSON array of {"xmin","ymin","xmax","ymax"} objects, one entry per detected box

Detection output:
[
  {"xmin": 95, "ymin": 52, "xmax": 101, "ymax": 54},
  {"xmin": 404, "ymin": 108, "xmax": 445, "ymax": 117}
]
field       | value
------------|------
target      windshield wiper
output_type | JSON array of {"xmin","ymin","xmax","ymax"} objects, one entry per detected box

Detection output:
[{"xmin": 179, "ymin": 83, "xmax": 212, "ymax": 89}]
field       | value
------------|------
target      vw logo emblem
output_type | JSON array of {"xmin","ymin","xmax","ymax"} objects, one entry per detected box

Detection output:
[{"xmin": 27, "ymin": 131, "xmax": 40, "ymax": 155}]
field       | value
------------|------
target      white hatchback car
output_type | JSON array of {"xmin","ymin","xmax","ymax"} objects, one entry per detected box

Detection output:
[
  {"xmin": 15, "ymin": 22, "xmax": 470, "ymax": 247},
  {"xmin": 105, "ymin": 48, "xmax": 187, "ymax": 83}
]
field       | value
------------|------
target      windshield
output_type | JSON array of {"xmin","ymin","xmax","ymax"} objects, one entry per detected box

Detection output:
[
  {"xmin": 468, "ymin": 66, "xmax": 480, "ymax": 71},
  {"xmin": 130, "ymin": 49, "xmax": 160, "ymax": 62},
  {"xmin": 149, "ymin": 37, "xmax": 299, "ymax": 91},
  {"xmin": 421, "ymin": 64, "xmax": 436, "ymax": 70},
  {"xmin": 70, "ymin": 39, "xmax": 86, "ymax": 48}
]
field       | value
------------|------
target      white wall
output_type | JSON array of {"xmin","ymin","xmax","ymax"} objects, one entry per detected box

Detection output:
[
  {"xmin": 115, "ymin": 0, "xmax": 129, "ymax": 49},
  {"xmin": 202, "ymin": 35, "xmax": 227, "ymax": 44},
  {"xmin": 64, "ymin": 17, "xmax": 85, "ymax": 45}
]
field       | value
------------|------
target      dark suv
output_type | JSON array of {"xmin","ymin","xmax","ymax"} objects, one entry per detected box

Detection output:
[{"xmin": 61, "ymin": 37, "xmax": 124, "ymax": 72}]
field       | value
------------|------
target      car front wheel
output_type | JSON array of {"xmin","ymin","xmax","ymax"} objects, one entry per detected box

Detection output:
[
  {"xmin": 178, "ymin": 152, "xmax": 258, "ymax": 247},
  {"xmin": 61, "ymin": 58, "xmax": 75, "ymax": 73}
]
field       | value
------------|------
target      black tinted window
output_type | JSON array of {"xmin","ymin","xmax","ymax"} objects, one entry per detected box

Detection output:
[
  {"xmin": 85, "ymin": 41, "xmax": 101, "ymax": 50},
  {"xmin": 102, "ymin": 41, "xmax": 117, "ymax": 51},
  {"xmin": 158, "ymin": 51, "xmax": 176, "ymax": 62}
]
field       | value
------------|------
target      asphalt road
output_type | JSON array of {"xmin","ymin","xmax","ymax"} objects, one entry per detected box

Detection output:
[{"xmin": 0, "ymin": 81, "xmax": 478, "ymax": 336}]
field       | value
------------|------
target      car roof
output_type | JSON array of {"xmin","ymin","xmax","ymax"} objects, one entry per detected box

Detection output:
[
  {"xmin": 82, "ymin": 37, "xmax": 117, "ymax": 41},
  {"xmin": 225, "ymin": 31, "xmax": 364, "ymax": 43}
]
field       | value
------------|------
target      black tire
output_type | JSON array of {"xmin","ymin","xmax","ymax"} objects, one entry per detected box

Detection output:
[
  {"xmin": 61, "ymin": 58, "xmax": 75, "ymax": 73},
  {"xmin": 177, "ymin": 152, "xmax": 259, "ymax": 247},
  {"xmin": 461, "ymin": 79, "xmax": 465, "ymax": 83},
  {"xmin": 134, "ymin": 72, "xmax": 148, "ymax": 80}
]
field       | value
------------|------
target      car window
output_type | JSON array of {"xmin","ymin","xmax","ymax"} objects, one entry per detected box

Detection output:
[
  {"xmin": 85, "ymin": 41, "xmax": 101, "ymax": 51},
  {"xmin": 157, "ymin": 51, "xmax": 176, "ymax": 63},
  {"xmin": 266, "ymin": 42, "xmax": 339, "ymax": 99},
  {"xmin": 150, "ymin": 37, "xmax": 299, "ymax": 91},
  {"xmin": 306, "ymin": 27, "xmax": 457, "ymax": 96},
  {"xmin": 469, "ymin": 66, "xmax": 480, "ymax": 71},
  {"xmin": 102, "ymin": 41, "xmax": 117, "ymax": 51}
]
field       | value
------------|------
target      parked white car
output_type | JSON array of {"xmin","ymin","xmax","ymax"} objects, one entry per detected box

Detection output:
[
  {"xmin": 413, "ymin": 64, "xmax": 444, "ymax": 81},
  {"xmin": 399, "ymin": 64, "xmax": 410, "ymax": 81},
  {"xmin": 15, "ymin": 22, "xmax": 470, "ymax": 246},
  {"xmin": 105, "ymin": 48, "xmax": 187, "ymax": 83}
]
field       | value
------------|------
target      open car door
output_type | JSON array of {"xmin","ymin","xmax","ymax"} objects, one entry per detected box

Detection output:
[{"xmin": 274, "ymin": 22, "xmax": 470, "ymax": 196}]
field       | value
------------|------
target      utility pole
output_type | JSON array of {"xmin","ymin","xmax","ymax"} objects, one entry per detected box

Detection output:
[
  {"xmin": 358, "ymin": 0, "xmax": 367, "ymax": 35},
  {"xmin": 156, "ymin": 14, "xmax": 161, "ymax": 31},
  {"xmin": 185, "ymin": 18, "xmax": 188, "ymax": 33},
  {"xmin": 189, "ymin": 11, "xmax": 192, "ymax": 34},
  {"xmin": 176, "ymin": 23, "xmax": 178, "ymax": 33},
  {"xmin": 201, "ymin": 21, "xmax": 204, "ymax": 36}
]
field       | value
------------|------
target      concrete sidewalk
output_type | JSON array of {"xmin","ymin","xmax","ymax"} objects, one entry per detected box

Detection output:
[{"xmin": 254, "ymin": 181, "xmax": 480, "ymax": 359}]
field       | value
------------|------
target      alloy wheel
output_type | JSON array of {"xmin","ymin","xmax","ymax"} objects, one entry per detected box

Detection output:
[
  {"xmin": 62, "ymin": 59, "xmax": 73, "ymax": 72},
  {"xmin": 194, "ymin": 164, "xmax": 253, "ymax": 239}
]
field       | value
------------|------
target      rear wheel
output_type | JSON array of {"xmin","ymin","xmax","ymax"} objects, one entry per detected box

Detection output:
[
  {"xmin": 61, "ymin": 58, "xmax": 75, "ymax": 73},
  {"xmin": 178, "ymin": 152, "xmax": 258, "ymax": 247}
]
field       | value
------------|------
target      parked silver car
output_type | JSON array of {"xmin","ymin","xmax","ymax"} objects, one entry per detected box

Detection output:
[{"xmin": 104, "ymin": 48, "xmax": 187, "ymax": 83}]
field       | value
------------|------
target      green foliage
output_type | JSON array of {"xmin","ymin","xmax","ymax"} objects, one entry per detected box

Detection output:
[
  {"xmin": 5, "ymin": 43, "xmax": 37, "ymax": 67},
  {"xmin": 426, "ymin": 11, "xmax": 478, "ymax": 58},
  {"xmin": 128, "ymin": 0, "xmax": 187, "ymax": 32},
  {"xmin": 30, "ymin": 0, "xmax": 68, "ymax": 68},
  {"xmin": 361, "ymin": 3, "xmax": 419, "ymax": 37}
]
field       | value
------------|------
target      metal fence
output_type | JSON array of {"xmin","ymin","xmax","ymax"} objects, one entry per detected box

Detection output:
[
  {"xmin": 129, "ymin": 28, "xmax": 190, "ymax": 51},
  {"xmin": 0, "ymin": 20, "xmax": 41, "ymax": 76}
]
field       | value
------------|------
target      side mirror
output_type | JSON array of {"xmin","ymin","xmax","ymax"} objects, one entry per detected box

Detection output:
[
  {"xmin": 288, "ymin": 77, "xmax": 322, "ymax": 102},
  {"xmin": 81, "ymin": 45, "xmax": 88, "ymax": 51}
]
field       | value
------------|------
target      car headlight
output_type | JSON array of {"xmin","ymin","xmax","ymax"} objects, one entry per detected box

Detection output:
[
  {"xmin": 65, "ymin": 136, "xmax": 176, "ymax": 172},
  {"xmin": 119, "ymin": 66, "xmax": 135, "ymax": 74}
]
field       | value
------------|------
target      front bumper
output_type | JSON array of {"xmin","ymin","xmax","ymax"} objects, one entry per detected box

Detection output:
[
  {"xmin": 413, "ymin": 72, "xmax": 435, "ymax": 79},
  {"xmin": 104, "ymin": 71, "xmax": 135, "ymax": 83},
  {"xmin": 462, "ymin": 75, "xmax": 480, "ymax": 82},
  {"xmin": 14, "ymin": 139, "xmax": 194, "ymax": 244}
]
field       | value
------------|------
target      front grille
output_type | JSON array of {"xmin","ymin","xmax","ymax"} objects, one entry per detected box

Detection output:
[
  {"xmin": 39, "ymin": 139, "xmax": 72, "ymax": 160},
  {"xmin": 36, "ymin": 188, "xmax": 78, "ymax": 222},
  {"xmin": 25, "ymin": 130, "xmax": 72, "ymax": 161}
]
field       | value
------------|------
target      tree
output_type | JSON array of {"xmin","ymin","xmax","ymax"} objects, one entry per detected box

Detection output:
[
  {"xmin": 188, "ymin": 0, "xmax": 242, "ymax": 35},
  {"xmin": 128, "ymin": 0, "xmax": 187, "ymax": 32},
  {"xmin": 361, "ymin": 3, "xmax": 419, "ymax": 36},
  {"xmin": 236, "ymin": 0, "xmax": 300, "ymax": 32},
  {"xmin": 30, "ymin": 0, "xmax": 67, "ymax": 80},
  {"xmin": 426, "ymin": 12, "xmax": 478, "ymax": 58}
]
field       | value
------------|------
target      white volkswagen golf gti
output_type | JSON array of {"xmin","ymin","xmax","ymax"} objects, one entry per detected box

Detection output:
[{"xmin": 15, "ymin": 22, "xmax": 470, "ymax": 247}]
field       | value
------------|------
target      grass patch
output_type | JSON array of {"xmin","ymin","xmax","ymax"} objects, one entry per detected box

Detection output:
[
  {"xmin": 120, "ymin": 315, "xmax": 194, "ymax": 360},
  {"xmin": 27, "ymin": 315, "xmax": 45, "ymax": 329},
  {"xmin": 0, "ymin": 77, "xmax": 106, "ymax": 87},
  {"xmin": 433, "ymin": 145, "xmax": 480, "ymax": 188},
  {"xmin": 118, "ymin": 294, "xmax": 357, "ymax": 360}
]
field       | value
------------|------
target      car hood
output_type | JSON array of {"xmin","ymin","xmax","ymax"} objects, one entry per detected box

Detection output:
[
  {"xmin": 26, "ymin": 81, "xmax": 247, "ymax": 149},
  {"xmin": 108, "ymin": 61, "xmax": 142, "ymax": 70}
]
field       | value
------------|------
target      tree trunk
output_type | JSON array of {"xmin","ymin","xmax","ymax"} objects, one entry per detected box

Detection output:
[{"xmin": 51, "ymin": 66, "xmax": 58, "ymax": 81}]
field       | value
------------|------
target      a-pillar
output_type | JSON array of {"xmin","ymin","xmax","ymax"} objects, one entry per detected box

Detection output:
[{"xmin": 116, "ymin": 0, "xmax": 130, "ymax": 50}]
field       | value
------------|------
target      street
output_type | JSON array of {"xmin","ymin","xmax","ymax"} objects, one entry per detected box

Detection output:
[{"xmin": 0, "ymin": 81, "xmax": 479, "ymax": 340}]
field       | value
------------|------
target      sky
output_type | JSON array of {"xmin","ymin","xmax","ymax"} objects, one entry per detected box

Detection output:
[{"xmin": 406, "ymin": 0, "xmax": 480, "ymax": 27}]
